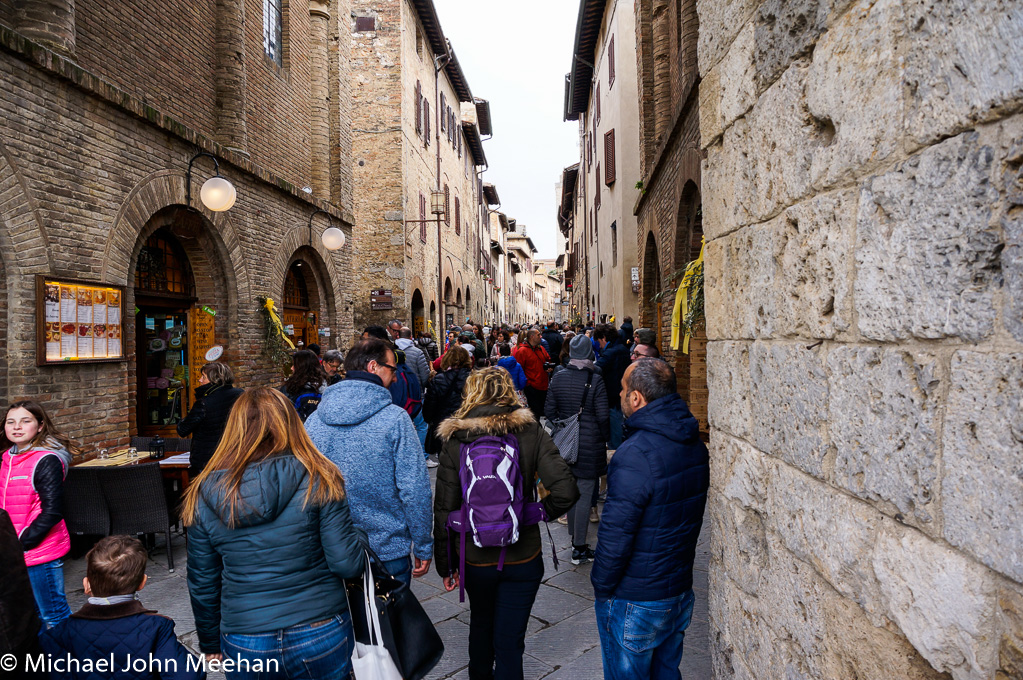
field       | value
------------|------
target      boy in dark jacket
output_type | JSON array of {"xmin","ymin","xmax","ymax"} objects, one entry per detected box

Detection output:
[
  {"xmin": 495, "ymin": 343, "xmax": 528, "ymax": 391},
  {"xmin": 39, "ymin": 535, "xmax": 205, "ymax": 680},
  {"xmin": 595, "ymin": 323, "xmax": 630, "ymax": 449},
  {"xmin": 591, "ymin": 359, "xmax": 708, "ymax": 680}
]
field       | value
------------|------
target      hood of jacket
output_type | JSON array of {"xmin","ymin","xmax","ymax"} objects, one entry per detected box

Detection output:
[
  {"xmin": 496, "ymin": 356, "xmax": 520, "ymax": 369},
  {"xmin": 625, "ymin": 393, "xmax": 700, "ymax": 444},
  {"xmin": 395, "ymin": 338, "xmax": 416, "ymax": 352},
  {"xmin": 200, "ymin": 454, "xmax": 305, "ymax": 528},
  {"xmin": 316, "ymin": 378, "xmax": 392, "ymax": 426},
  {"xmin": 11, "ymin": 437, "xmax": 74, "ymax": 470},
  {"xmin": 437, "ymin": 404, "xmax": 535, "ymax": 442}
]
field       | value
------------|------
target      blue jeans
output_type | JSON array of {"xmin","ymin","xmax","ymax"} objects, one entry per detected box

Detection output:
[
  {"xmin": 595, "ymin": 590, "xmax": 694, "ymax": 680},
  {"xmin": 220, "ymin": 611, "xmax": 354, "ymax": 680},
  {"xmin": 26, "ymin": 558, "xmax": 72, "ymax": 628},
  {"xmin": 609, "ymin": 407, "xmax": 624, "ymax": 449},
  {"xmin": 379, "ymin": 555, "xmax": 412, "ymax": 586},
  {"xmin": 413, "ymin": 411, "xmax": 428, "ymax": 449}
]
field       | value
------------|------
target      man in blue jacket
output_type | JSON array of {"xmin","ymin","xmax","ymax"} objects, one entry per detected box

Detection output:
[
  {"xmin": 595, "ymin": 323, "xmax": 630, "ymax": 449},
  {"xmin": 591, "ymin": 359, "xmax": 709, "ymax": 680},
  {"xmin": 306, "ymin": 338, "xmax": 433, "ymax": 584}
]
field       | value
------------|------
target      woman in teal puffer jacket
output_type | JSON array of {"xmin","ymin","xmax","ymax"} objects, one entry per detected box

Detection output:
[{"xmin": 184, "ymin": 387, "xmax": 366, "ymax": 679}]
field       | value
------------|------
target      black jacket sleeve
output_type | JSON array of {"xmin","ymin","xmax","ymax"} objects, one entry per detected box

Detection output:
[
  {"xmin": 21, "ymin": 456, "xmax": 64, "ymax": 551},
  {"xmin": 176, "ymin": 398, "xmax": 207, "ymax": 437}
]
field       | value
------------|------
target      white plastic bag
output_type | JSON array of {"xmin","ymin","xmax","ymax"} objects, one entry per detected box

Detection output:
[{"xmin": 350, "ymin": 554, "xmax": 402, "ymax": 680}]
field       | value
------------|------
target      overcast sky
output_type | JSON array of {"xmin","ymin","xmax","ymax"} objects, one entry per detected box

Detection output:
[{"xmin": 434, "ymin": 0, "xmax": 580, "ymax": 260}]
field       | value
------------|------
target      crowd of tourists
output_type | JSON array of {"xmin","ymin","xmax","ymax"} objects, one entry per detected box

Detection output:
[{"xmin": 0, "ymin": 316, "xmax": 708, "ymax": 680}]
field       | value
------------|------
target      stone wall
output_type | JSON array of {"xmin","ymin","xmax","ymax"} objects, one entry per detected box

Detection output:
[{"xmin": 699, "ymin": 0, "xmax": 1023, "ymax": 677}]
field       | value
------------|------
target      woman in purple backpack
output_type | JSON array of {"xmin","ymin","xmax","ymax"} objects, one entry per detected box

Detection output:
[{"xmin": 434, "ymin": 368, "xmax": 579, "ymax": 680}]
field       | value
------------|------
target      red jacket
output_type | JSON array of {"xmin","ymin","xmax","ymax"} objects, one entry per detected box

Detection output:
[{"xmin": 513, "ymin": 343, "xmax": 551, "ymax": 391}]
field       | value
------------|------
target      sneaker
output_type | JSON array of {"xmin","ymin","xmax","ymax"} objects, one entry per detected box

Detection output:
[
  {"xmin": 590, "ymin": 507, "xmax": 600, "ymax": 523},
  {"xmin": 571, "ymin": 547, "xmax": 595, "ymax": 565},
  {"xmin": 556, "ymin": 515, "xmax": 569, "ymax": 525},
  {"xmin": 425, "ymin": 455, "xmax": 439, "ymax": 468}
]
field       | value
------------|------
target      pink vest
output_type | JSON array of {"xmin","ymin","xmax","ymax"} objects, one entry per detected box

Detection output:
[{"xmin": 0, "ymin": 447, "xmax": 71, "ymax": 567}]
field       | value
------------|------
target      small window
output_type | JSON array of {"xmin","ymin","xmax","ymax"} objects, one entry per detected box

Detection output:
[
  {"xmin": 604, "ymin": 129, "xmax": 616, "ymax": 186},
  {"xmin": 135, "ymin": 229, "xmax": 195, "ymax": 297},
  {"xmin": 263, "ymin": 0, "xmax": 284, "ymax": 67},
  {"xmin": 284, "ymin": 262, "xmax": 310, "ymax": 308},
  {"xmin": 440, "ymin": 94, "xmax": 447, "ymax": 132},
  {"xmin": 608, "ymin": 35, "xmax": 616, "ymax": 86},
  {"xmin": 354, "ymin": 16, "xmax": 375, "ymax": 32}
]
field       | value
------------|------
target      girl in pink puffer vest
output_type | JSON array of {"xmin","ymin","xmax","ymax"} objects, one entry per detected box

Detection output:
[{"xmin": 0, "ymin": 400, "xmax": 77, "ymax": 627}]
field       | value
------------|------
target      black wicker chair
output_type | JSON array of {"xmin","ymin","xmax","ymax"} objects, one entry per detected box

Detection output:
[
  {"xmin": 165, "ymin": 437, "xmax": 191, "ymax": 452},
  {"xmin": 129, "ymin": 436, "xmax": 156, "ymax": 452},
  {"xmin": 97, "ymin": 464, "xmax": 176, "ymax": 571},
  {"xmin": 64, "ymin": 467, "xmax": 110, "ymax": 536}
]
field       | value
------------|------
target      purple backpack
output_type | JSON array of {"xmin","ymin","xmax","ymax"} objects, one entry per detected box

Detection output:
[{"xmin": 446, "ymin": 434, "xmax": 556, "ymax": 601}]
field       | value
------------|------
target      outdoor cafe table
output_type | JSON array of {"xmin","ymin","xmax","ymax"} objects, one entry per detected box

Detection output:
[{"xmin": 75, "ymin": 449, "xmax": 192, "ymax": 490}]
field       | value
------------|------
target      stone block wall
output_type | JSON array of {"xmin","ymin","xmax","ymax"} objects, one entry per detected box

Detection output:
[{"xmin": 699, "ymin": 0, "xmax": 1023, "ymax": 677}]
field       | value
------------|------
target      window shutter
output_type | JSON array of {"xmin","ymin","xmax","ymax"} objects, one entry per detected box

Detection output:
[
  {"xmin": 419, "ymin": 193, "xmax": 427, "ymax": 241},
  {"xmin": 448, "ymin": 108, "xmax": 454, "ymax": 143},
  {"xmin": 595, "ymin": 167, "xmax": 601, "ymax": 210},
  {"xmin": 440, "ymin": 93, "xmax": 446, "ymax": 131},
  {"xmin": 608, "ymin": 35, "xmax": 615, "ymax": 85},
  {"xmin": 604, "ymin": 129, "xmax": 616, "ymax": 186},
  {"xmin": 424, "ymin": 101, "xmax": 430, "ymax": 146},
  {"xmin": 586, "ymin": 133, "xmax": 592, "ymax": 166},
  {"xmin": 444, "ymin": 185, "xmax": 450, "ymax": 225},
  {"xmin": 458, "ymin": 132, "xmax": 462, "ymax": 158},
  {"xmin": 455, "ymin": 197, "xmax": 461, "ymax": 235},
  {"xmin": 595, "ymin": 81, "xmax": 601, "ymax": 124},
  {"xmin": 415, "ymin": 81, "xmax": 422, "ymax": 135}
]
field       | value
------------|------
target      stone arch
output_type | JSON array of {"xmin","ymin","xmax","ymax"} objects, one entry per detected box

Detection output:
[
  {"xmin": 465, "ymin": 287, "xmax": 472, "ymax": 320},
  {"xmin": 443, "ymin": 277, "xmax": 454, "ymax": 304},
  {"xmin": 273, "ymin": 228, "xmax": 344, "ymax": 341},
  {"xmin": 641, "ymin": 229, "xmax": 662, "ymax": 343},
  {"xmin": 673, "ymin": 181, "xmax": 706, "ymax": 432},
  {"xmin": 0, "ymin": 138, "xmax": 54, "ymax": 274},
  {"xmin": 410, "ymin": 288, "xmax": 426, "ymax": 334},
  {"xmin": 280, "ymin": 245, "xmax": 337, "ymax": 349}
]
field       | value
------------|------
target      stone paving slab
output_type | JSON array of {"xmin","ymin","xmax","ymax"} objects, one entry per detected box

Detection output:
[{"xmin": 524, "ymin": 609, "xmax": 600, "ymax": 667}]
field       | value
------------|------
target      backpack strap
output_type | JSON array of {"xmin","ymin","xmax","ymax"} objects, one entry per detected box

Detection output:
[{"xmin": 578, "ymin": 370, "xmax": 594, "ymax": 416}]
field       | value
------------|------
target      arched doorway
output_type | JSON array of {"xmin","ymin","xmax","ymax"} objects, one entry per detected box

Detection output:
[
  {"xmin": 429, "ymin": 301, "xmax": 437, "ymax": 336},
  {"xmin": 455, "ymin": 289, "xmax": 463, "ymax": 323},
  {"xmin": 281, "ymin": 247, "xmax": 329, "ymax": 350},
  {"xmin": 411, "ymin": 289, "xmax": 426, "ymax": 334},
  {"xmin": 443, "ymin": 278, "xmax": 454, "ymax": 328},
  {"xmin": 674, "ymin": 182, "xmax": 707, "ymax": 434},
  {"xmin": 465, "ymin": 288, "xmax": 472, "ymax": 322},
  {"xmin": 133, "ymin": 226, "xmax": 198, "ymax": 436},
  {"xmin": 641, "ymin": 230, "xmax": 661, "ymax": 347}
]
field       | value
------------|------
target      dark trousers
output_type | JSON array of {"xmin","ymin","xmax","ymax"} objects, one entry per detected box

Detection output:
[
  {"xmin": 464, "ymin": 554, "xmax": 544, "ymax": 680},
  {"xmin": 523, "ymin": 385, "xmax": 547, "ymax": 420}
]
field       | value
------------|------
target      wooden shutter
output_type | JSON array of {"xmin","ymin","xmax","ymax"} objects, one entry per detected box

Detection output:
[
  {"xmin": 419, "ymin": 193, "xmax": 427, "ymax": 241},
  {"xmin": 455, "ymin": 197, "xmax": 461, "ymax": 234},
  {"xmin": 440, "ymin": 93, "xmax": 446, "ymax": 131},
  {"xmin": 415, "ymin": 81, "xmax": 422, "ymax": 134},
  {"xmin": 424, "ymin": 101, "xmax": 430, "ymax": 146},
  {"xmin": 595, "ymin": 81, "xmax": 601, "ymax": 123},
  {"xmin": 586, "ymin": 133, "xmax": 591, "ymax": 166},
  {"xmin": 608, "ymin": 35, "xmax": 615, "ymax": 85},
  {"xmin": 458, "ymin": 131, "xmax": 462, "ymax": 158},
  {"xmin": 595, "ymin": 167, "xmax": 601, "ymax": 210},
  {"xmin": 604, "ymin": 129, "xmax": 616, "ymax": 186},
  {"xmin": 444, "ymin": 185, "xmax": 450, "ymax": 225}
]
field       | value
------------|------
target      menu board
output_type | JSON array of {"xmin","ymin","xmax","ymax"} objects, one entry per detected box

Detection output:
[
  {"xmin": 188, "ymin": 306, "xmax": 217, "ymax": 405},
  {"xmin": 37, "ymin": 276, "xmax": 126, "ymax": 365}
]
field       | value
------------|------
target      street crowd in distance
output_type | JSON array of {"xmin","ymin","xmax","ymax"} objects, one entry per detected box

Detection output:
[{"xmin": 2, "ymin": 317, "xmax": 709, "ymax": 680}]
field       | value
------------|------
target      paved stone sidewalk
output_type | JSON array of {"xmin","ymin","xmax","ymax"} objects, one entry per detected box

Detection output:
[{"xmin": 62, "ymin": 477, "xmax": 711, "ymax": 679}]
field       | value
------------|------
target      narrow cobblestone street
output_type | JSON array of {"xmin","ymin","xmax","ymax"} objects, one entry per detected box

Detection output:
[{"xmin": 62, "ymin": 469, "xmax": 712, "ymax": 679}]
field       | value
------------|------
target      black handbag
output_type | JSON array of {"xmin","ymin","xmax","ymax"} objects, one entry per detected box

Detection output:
[{"xmin": 346, "ymin": 551, "xmax": 444, "ymax": 680}]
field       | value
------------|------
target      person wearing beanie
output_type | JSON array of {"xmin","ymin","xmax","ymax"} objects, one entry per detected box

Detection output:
[{"xmin": 545, "ymin": 333, "xmax": 610, "ymax": 565}]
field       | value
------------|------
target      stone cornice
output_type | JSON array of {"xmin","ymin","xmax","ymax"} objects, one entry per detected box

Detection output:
[{"xmin": 0, "ymin": 23, "xmax": 354, "ymax": 226}]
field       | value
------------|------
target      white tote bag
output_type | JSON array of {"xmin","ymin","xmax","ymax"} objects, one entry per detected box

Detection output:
[{"xmin": 350, "ymin": 555, "xmax": 402, "ymax": 680}]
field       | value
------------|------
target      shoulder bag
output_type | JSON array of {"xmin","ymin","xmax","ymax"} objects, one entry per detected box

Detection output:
[{"xmin": 545, "ymin": 370, "xmax": 592, "ymax": 465}]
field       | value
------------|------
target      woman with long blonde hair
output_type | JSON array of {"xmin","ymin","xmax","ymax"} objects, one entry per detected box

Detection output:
[
  {"xmin": 433, "ymin": 368, "xmax": 578, "ymax": 680},
  {"xmin": 184, "ymin": 387, "xmax": 365, "ymax": 679}
]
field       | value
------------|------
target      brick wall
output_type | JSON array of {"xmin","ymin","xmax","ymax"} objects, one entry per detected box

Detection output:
[{"xmin": 0, "ymin": 6, "xmax": 354, "ymax": 452}]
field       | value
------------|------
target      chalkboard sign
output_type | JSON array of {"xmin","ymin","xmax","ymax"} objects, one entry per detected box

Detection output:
[{"xmin": 188, "ymin": 306, "xmax": 217, "ymax": 405}]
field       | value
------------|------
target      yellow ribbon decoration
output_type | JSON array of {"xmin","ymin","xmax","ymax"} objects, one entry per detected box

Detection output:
[
  {"xmin": 670, "ymin": 239, "xmax": 705, "ymax": 354},
  {"xmin": 263, "ymin": 298, "xmax": 295, "ymax": 350}
]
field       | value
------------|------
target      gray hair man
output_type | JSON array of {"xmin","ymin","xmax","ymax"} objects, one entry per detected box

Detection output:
[{"xmin": 591, "ymin": 359, "xmax": 708, "ymax": 679}]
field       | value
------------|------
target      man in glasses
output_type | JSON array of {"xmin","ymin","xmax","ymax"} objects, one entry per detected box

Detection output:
[
  {"xmin": 306, "ymin": 337, "xmax": 434, "ymax": 586},
  {"xmin": 630, "ymin": 344, "xmax": 660, "ymax": 361}
]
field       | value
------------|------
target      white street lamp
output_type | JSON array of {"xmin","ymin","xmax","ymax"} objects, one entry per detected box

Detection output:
[
  {"xmin": 321, "ymin": 226, "xmax": 345, "ymax": 250},
  {"xmin": 186, "ymin": 152, "xmax": 237, "ymax": 212}
]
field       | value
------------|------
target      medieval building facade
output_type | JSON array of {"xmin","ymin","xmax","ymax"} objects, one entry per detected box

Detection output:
[{"xmin": 0, "ymin": 0, "xmax": 355, "ymax": 448}]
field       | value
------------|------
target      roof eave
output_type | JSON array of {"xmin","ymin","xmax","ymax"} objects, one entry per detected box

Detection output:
[{"xmin": 462, "ymin": 122, "xmax": 487, "ymax": 167}]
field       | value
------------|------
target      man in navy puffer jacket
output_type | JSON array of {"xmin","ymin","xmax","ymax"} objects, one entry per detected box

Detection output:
[{"xmin": 591, "ymin": 358, "xmax": 709, "ymax": 680}]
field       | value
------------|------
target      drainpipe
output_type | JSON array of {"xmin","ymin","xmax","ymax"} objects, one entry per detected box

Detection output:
[{"xmin": 434, "ymin": 51, "xmax": 450, "ymax": 330}]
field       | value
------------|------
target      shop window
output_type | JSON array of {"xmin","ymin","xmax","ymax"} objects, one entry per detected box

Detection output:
[
  {"xmin": 284, "ymin": 262, "xmax": 310, "ymax": 308},
  {"xmin": 135, "ymin": 230, "xmax": 194, "ymax": 297}
]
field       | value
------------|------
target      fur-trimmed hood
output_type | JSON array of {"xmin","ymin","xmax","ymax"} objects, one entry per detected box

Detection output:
[{"xmin": 436, "ymin": 405, "xmax": 535, "ymax": 441}]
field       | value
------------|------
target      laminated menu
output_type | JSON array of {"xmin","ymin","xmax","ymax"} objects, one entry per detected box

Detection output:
[{"xmin": 39, "ymin": 278, "xmax": 125, "ymax": 363}]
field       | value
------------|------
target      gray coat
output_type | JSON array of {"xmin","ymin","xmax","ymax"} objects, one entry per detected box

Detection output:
[
  {"xmin": 397, "ymin": 338, "xmax": 431, "ymax": 386},
  {"xmin": 545, "ymin": 365, "xmax": 610, "ymax": 479}
]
